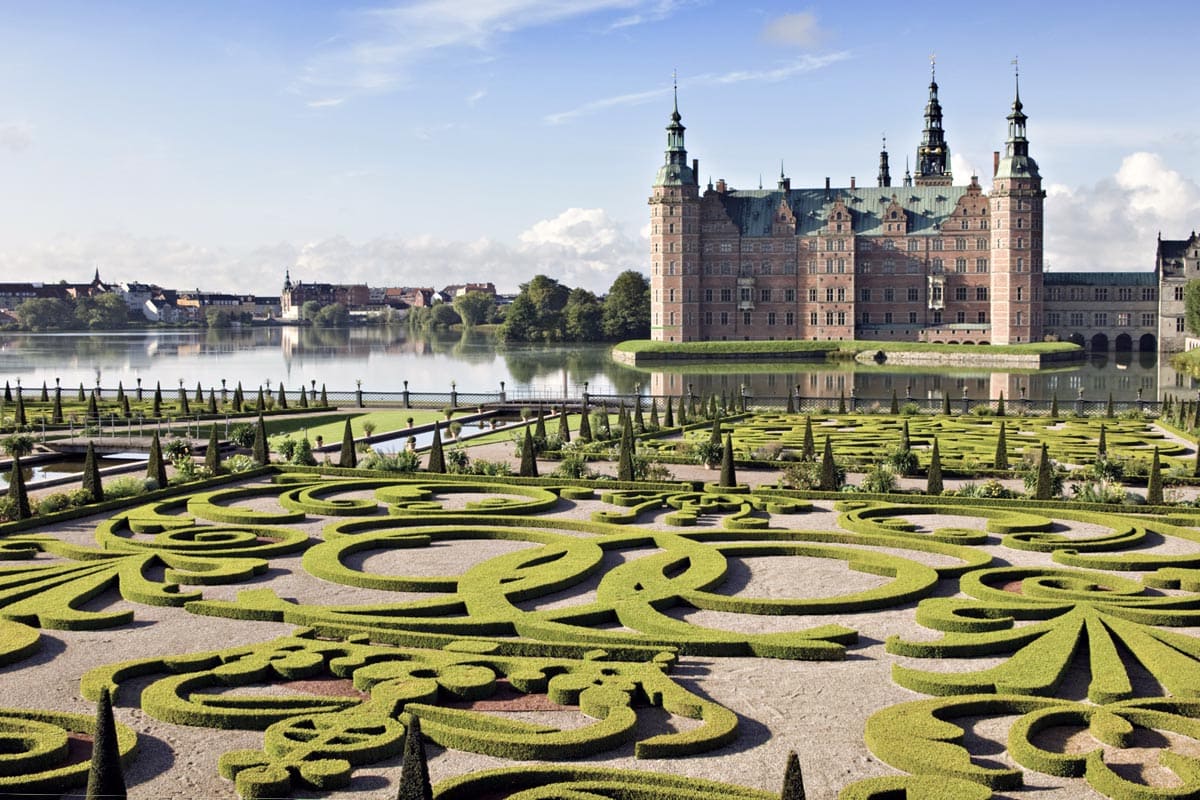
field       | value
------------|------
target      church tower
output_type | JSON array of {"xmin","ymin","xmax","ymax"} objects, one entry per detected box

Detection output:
[
  {"xmin": 649, "ymin": 81, "xmax": 700, "ymax": 342},
  {"xmin": 989, "ymin": 70, "xmax": 1044, "ymax": 344},
  {"xmin": 915, "ymin": 61, "xmax": 952, "ymax": 186}
]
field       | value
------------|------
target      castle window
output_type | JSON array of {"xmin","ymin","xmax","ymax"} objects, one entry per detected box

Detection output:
[
  {"xmin": 861, "ymin": 288, "xmax": 872, "ymax": 302},
  {"xmin": 890, "ymin": 211, "xmax": 897, "ymax": 219},
  {"xmin": 810, "ymin": 311, "xmax": 819, "ymax": 325},
  {"xmin": 909, "ymin": 311, "xmax": 918, "ymax": 323},
  {"xmin": 836, "ymin": 239, "xmax": 845, "ymax": 251},
  {"xmin": 720, "ymin": 243, "xmax": 732, "ymax": 253},
  {"xmin": 1116, "ymin": 313, "xmax": 1130, "ymax": 326},
  {"xmin": 704, "ymin": 289, "xmax": 713, "ymax": 302},
  {"xmin": 836, "ymin": 287, "xmax": 846, "ymax": 301},
  {"xmin": 1016, "ymin": 287, "xmax": 1024, "ymax": 301},
  {"xmin": 955, "ymin": 258, "xmax": 967, "ymax": 272},
  {"xmin": 808, "ymin": 288, "xmax": 818, "ymax": 302},
  {"xmin": 884, "ymin": 288, "xmax": 895, "ymax": 302},
  {"xmin": 1016, "ymin": 257, "xmax": 1024, "ymax": 272},
  {"xmin": 1015, "ymin": 311, "xmax": 1023, "ymax": 325},
  {"xmin": 668, "ymin": 223, "xmax": 675, "ymax": 233},
  {"xmin": 1177, "ymin": 286, "xmax": 1185, "ymax": 301},
  {"xmin": 1142, "ymin": 312, "xmax": 1157, "ymax": 326},
  {"xmin": 763, "ymin": 243, "xmax": 773, "ymax": 253},
  {"xmin": 976, "ymin": 258, "xmax": 989, "ymax": 273},
  {"xmin": 705, "ymin": 311, "xmax": 713, "ymax": 325},
  {"xmin": 786, "ymin": 311, "xmax": 795, "ymax": 326},
  {"xmin": 720, "ymin": 311, "xmax": 729, "ymax": 325},
  {"xmin": 907, "ymin": 239, "xmax": 919, "ymax": 252},
  {"xmin": 669, "ymin": 261, "xmax": 677, "ymax": 274},
  {"xmin": 884, "ymin": 239, "xmax": 896, "ymax": 250},
  {"xmin": 720, "ymin": 289, "xmax": 732, "ymax": 302},
  {"xmin": 825, "ymin": 259, "xmax": 833, "ymax": 273},
  {"xmin": 932, "ymin": 239, "xmax": 944, "ymax": 251},
  {"xmin": 768, "ymin": 312, "xmax": 777, "ymax": 326},
  {"xmin": 954, "ymin": 287, "xmax": 967, "ymax": 301},
  {"xmin": 825, "ymin": 312, "xmax": 834, "ymax": 325},
  {"xmin": 884, "ymin": 311, "xmax": 893, "ymax": 323},
  {"xmin": 933, "ymin": 310, "xmax": 943, "ymax": 324},
  {"xmin": 1143, "ymin": 288, "xmax": 1158, "ymax": 301},
  {"xmin": 668, "ymin": 311, "xmax": 676, "ymax": 325},
  {"xmin": 785, "ymin": 289, "xmax": 796, "ymax": 302},
  {"xmin": 956, "ymin": 238, "xmax": 967, "ymax": 250},
  {"xmin": 980, "ymin": 220, "xmax": 988, "ymax": 229},
  {"xmin": 960, "ymin": 220, "xmax": 969, "ymax": 230},
  {"xmin": 760, "ymin": 288, "xmax": 771, "ymax": 302},
  {"xmin": 1094, "ymin": 288, "xmax": 1108, "ymax": 301},
  {"xmin": 668, "ymin": 289, "xmax": 676, "ymax": 302},
  {"xmin": 743, "ymin": 311, "xmax": 751, "ymax": 326},
  {"xmin": 837, "ymin": 259, "xmax": 846, "ymax": 273},
  {"xmin": 836, "ymin": 312, "xmax": 846, "ymax": 325},
  {"xmin": 978, "ymin": 311, "xmax": 987, "ymax": 323},
  {"xmin": 825, "ymin": 288, "xmax": 835, "ymax": 302},
  {"xmin": 862, "ymin": 312, "xmax": 871, "ymax": 324},
  {"xmin": 976, "ymin": 287, "xmax": 989, "ymax": 301},
  {"xmin": 956, "ymin": 311, "xmax": 966, "ymax": 323}
]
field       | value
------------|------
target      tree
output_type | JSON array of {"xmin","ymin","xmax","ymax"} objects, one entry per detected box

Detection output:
[
  {"xmin": 942, "ymin": 393, "xmax": 951, "ymax": 415},
  {"xmin": 205, "ymin": 426, "xmax": 222, "ymax": 475},
  {"xmin": 780, "ymin": 750, "xmax": 806, "ymax": 800},
  {"xmin": 300, "ymin": 300, "xmax": 323, "ymax": 322},
  {"xmin": 8, "ymin": 455, "xmax": 30, "ymax": 519},
  {"xmin": 1033, "ymin": 443, "xmax": 1054, "ymax": 501},
  {"xmin": 206, "ymin": 308, "xmax": 233, "ymax": 328},
  {"xmin": 795, "ymin": 416, "xmax": 814, "ymax": 461},
  {"xmin": 617, "ymin": 421, "xmax": 634, "ymax": 481},
  {"xmin": 427, "ymin": 302, "xmax": 460, "ymax": 330},
  {"xmin": 664, "ymin": 397, "xmax": 674, "ymax": 428},
  {"xmin": 75, "ymin": 294, "xmax": 129, "ymax": 330},
  {"xmin": 1185, "ymin": 279, "xmax": 1200, "ymax": 335},
  {"xmin": 276, "ymin": 383, "xmax": 288, "ymax": 410},
  {"xmin": 396, "ymin": 715, "xmax": 433, "ymax": 800},
  {"xmin": 709, "ymin": 415, "xmax": 722, "ymax": 447},
  {"xmin": 13, "ymin": 297, "xmax": 75, "ymax": 331},
  {"xmin": 519, "ymin": 426, "xmax": 538, "ymax": 477},
  {"xmin": 996, "ymin": 391, "xmax": 1006, "ymax": 417},
  {"xmin": 1050, "ymin": 394, "xmax": 1059, "ymax": 418},
  {"xmin": 819, "ymin": 436, "xmax": 839, "ymax": 491},
  {"xmin": 152, "ymin": 383, "xmax": 162, "ymax": 417},
  {"xmin": 339, "ymin": 419, "xmax": 357, "ymax": 468},
  {"xmin": 993, "ymin": 421, "xmax": 1009, "ymax": 470},
  {"xmin": 82, "ymin": 441, "xmax": 104, "ymax": 502},
  {"xmin": 889, "ymin": 388, "xmax": 899, "ymax": 414},
  {"xmin": 178, "ymin": 384, "xmax": 190, "ymax": 415},
  {"xmin": 252, "ymin": 414, "xmax": 269, "ymax": 465},
  {"xmin": 558, "ymin": 406, "xmax": 571, "ymax": 443},
  {"xmin": 927, "ymin": 437, "xmax": 943, "ymax": 496},
  {"xmin": 564, "ymin": 288, "xmax": 604, "ymax": 341},
  {"xmin": 786, "ymin": 391, "xmax": 795, "ymax": 414},
  {"xmin": 86, "ymin": 686, "xmax": 126, "ymax": 800},
  {"xmin": 452, "ymin": 291, "xmax": 496, "ymax": 328},
  {"xmin": 602, "ymin": 270, "xmax": 650, "ymax": 341},
  {"xmin": 427, "ymin": 423, "xmax": 445, "ymax": 473},
  {"xmin": 578, "ymin": 399, "xmax": 592, "ymax": 443},
  {"xmin": 52, "ymin": 386, "xmax": 63, "ymax": 424},
  {"xmin": 147, "ymin": 433, "xmax": 168, "ymax": 488},
  {"xmin": 1147, "ymin": 447, "xmax": 1164, "ymax": 505},
  {"xmin": 499, "ymin": 275, "xmax": 570, "ymax": 342},
  {"xmin": 1097, "ymin": 424, "xmax": 1108, "ymax": 459},
  {"xmin": 719, "ymin": 434, "xmax": 736, "ymax": 488}
]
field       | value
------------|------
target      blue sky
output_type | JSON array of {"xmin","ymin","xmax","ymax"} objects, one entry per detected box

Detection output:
[{"xmin": 1, "ymin": 1, "xmax": 1198, "ymax": 294}]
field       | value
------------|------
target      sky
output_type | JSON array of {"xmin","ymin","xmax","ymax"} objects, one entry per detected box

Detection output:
[{"xmin": 1, "ymin": 0, "xmax": 1200, "ymax": 295}]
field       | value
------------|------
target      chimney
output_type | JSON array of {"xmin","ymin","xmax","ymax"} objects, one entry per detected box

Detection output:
[
  {"xmin": 993, "ymin": 151, "xmax": 1000, "ymax": 177},
  {"xmin": 692, "ymin": 159, "xmax": 699, "ymax": 179},
  {"xmin": 824, "ymin": 177, "xmax": 831, "ymax": 199},
  {"xmin": 850, "ymin": 176, "xmax": 856, "ymax": 189},
  {"xmin": 716, "ymin": 178, "xmax": 727, "ymax": 193}
]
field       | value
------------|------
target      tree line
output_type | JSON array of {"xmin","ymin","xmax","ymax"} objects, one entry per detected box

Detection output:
[{"xmin": 499, "ymin": 271, "xmax": 649, "ymax": 343}]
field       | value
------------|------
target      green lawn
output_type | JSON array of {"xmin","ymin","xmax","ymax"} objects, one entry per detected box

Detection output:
[{"xmin": 264, "ymin": 410, "xmax": 449, "ymax": 445}]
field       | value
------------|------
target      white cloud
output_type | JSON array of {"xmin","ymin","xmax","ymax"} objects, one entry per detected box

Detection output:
[
  {"xmin": 299, "ymin": 0, "xmax": 677, "ymax": 97},
  {"xmin": 544, "ymin": 51, "xmax": 850, "ymax": 124},
  {"xmin": 1045, "ymin": 151, "xmax": 1200, "ymax": 272},
  {"xmin": 761, "ymin": 11, "xmax": 824, "ymax": 48},
  {"xmin": 0, "ymin": 122, "xmax": 33, "ymax": 152},
  {"xmin": 950, "ymin": 152, "xmax": 983, "ymax": 186},
  {"xmin": 306, "ymin": 97, "xmax": 345, "ymax": 109},
  {"xmin": 466, "ymin": 88, "xmax": 488, "ymax": 105},
  {"xmin": 607, "ymin": 0, "xmax": 688, "ymax": 31},
  {"xmin": 0, "ymin": 208, "xmax": 645, "ymax": 296}
]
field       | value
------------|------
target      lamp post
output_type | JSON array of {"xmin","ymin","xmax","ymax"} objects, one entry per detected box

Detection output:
[{"xmin": 962, "ymin": 386, "xmax": 969, "ymax": 415}]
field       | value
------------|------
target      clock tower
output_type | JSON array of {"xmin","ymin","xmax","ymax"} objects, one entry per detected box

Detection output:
[{"xmin": 915, "ymin": 59, "xmax": 952, "ymax": 187}]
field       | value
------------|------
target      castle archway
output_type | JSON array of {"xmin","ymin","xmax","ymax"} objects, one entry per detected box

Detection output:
[
  {"xmin": 1114, "ymin": 333, "xmax": 1133, "ymax": 352},
  {"xmin": 1067, "ymin": 333, "xmax": 1085, "ymax": 347},
  {"xmin": 1139, "ymin": 333, "xmax": 1157, "ymax": 352},
  {"xmin": 1090, "ymin": 333, "xmax": 1109, "ymax": 352}
]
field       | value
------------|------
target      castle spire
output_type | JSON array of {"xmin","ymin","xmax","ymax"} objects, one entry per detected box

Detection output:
[
  {"xmin": 995, "ymin": 61, "xmax": 1039, "ymax": 180},
  {"xmin": 915, "ymin": 55, "xmax": 952, "ymax": 186},
  {"xmin": 877, "ymin": 134, "xmax": 891, "ymax": 187},
  {"xmin": 653, "ymin": 73, "xmax": 696, "ymax": 187},
  {"xmin": 903, "ymin": 155, "xmax": 912, "ymax": 187}
]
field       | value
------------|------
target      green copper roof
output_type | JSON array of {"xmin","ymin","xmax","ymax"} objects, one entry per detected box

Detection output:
[{"xmin": 714, "ymin": 185, "xmax": 969, "ymax": 237}]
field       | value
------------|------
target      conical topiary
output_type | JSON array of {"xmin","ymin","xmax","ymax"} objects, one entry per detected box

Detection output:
[
  {"xmin": 649, "ymin": 399, "xmax": 659, "ymax": 430},
  {"xmin": 152, "ymin": 383, "xmax": 162, "ymax": 417},
  {"xmin": 14, "ymin": 391, "xmax": 25, "ymax": 426},
  {"xmin": 534, "ymin": 408, "xmax": 547, "ymax": 445},
  {"xmin": 578, "ymin": 399, "xmax": 592, "ymax": 443},
  {"xmin": 664, "ymin": 396, "xmax": 674, "ymax": 428},
  {"xmin": 1106, "ymin": 393, "xmax": 1114, "ymax": 419},
  {"xmin": 1034, "ymin": 442, "xmax": 1054, "ymax": 500},
  {"xmin": 1147, "ymin": 446, "xmax": 1164, "ymax": 506},
  {"xmin": 207, "ymin": 389, "xmax": 217, "ymax": 414},
  {"xmin": 339, "ymin": 418, "xmax": 357, "ymax": 468},
  {"xmin": 396, "ymin": 715, "xmax": 433, "ymax": 800},
  {"xmin": 179, "ymin": 384, "xmax": 191, "ymax": 415},
  {"xmin": 719, "ymin": 433, "xmax": 736, "ymax": 488},
  {"xmin": 780, "ymin": 750, "xmax": 806, "ymax": 800},
  {"xmin": 78, "ymin": 383, "xmax": 86, "ymax": 402},
  {"xmin": 87, "ymin": 392, "xmax": 98, "ymax": 422},
  {"xmin": 427, "ymin": 423, "xmax": 445, "ymax": 474},
  {"xmin": 277, "ymin": 383, "xmax": 288, "ymax": 410},
  {"xmin": 677, "ymin": 394, "xmax": 688, "ymax": 426},
  {"xmin": 709, "ymin": 415, "xmax": 722, "ymax": 447},
  {"xmin": 205, "ymin": 425, "xmax": 222, "ymax": 475},
  {"xmin": 3, "ymin": 381, "xmax": 10, "ymax": 401},
  {"xmin": 1050, "ymin": 394, "xmax": 1059, "ymax": 418},
  {"xmin": 558, "ymin": 405, "xmax": 571, "ymax": 443},
  {"xmin": 116, "ymin": 382, "xmax": 125, "ymax": 404},
  {"xmin": 8, "ymin": 455, "xmax": 30, "ymax": 520},
  {"xmin": 82, "ymin": 440, "xmax": 104, "ymax": 502},
  {"xmin": 819, "ymin": 436, "xmax": 838, "ymax": 491},
  {"xmin": 320, "ymin": 384, "xmax": 328, "ymax": 406},
  {"xmin": 40, "ymin": 381, "xmax": 48, "ymax": 402},
  {"xmin": 993, "ymin": 421, "xmax": 1009, "ymax": 470},
  {"xmin": 786, "ymin": 390, "xmax": 795, "ymax": 414},
  {"xmin": 147, "ymin": 433, "xmax": 168, "ymax": 488},
  {"xmin": 299, "ymin": 386, "xmax": 308, "ymax": 408},
  {"xmin": 86, "ymin": 686, "xmax": 126, "ymax": 800},
  {"xmin": 996, "ymin": 391, "xmax": 1006, "ymax": 417},
  {"xmin": 195, "ymin": 382, "xmax": 204, "ymax": 404},
  {"xmin": 634, "ymin": 399, "xmax": 646, "ymax": 432},
  {"xmin": 889, "ymin": 388, "xmax": 899, "ymax": 414},
  {"xmin": 927, "ymin": 437, "xmax": 943, "ymax": 496},
  {"xmin": 942, "ymin": 392, "xmax": 951, "ymax": 415},
  {"xmin": 802, "ymin": 416, "xmax": 815, "ymax": 461},
  {"xmin": 255, "ymin": 386, "xmax": 265, "ymax": 411},
  {"xmin": 617, "ymin": 420, "xmax": 634, "ymax": 482},
  {"xmin": 1097, "ymin": 424, "xmax": 1108, "ymax": 459},
  {"xmin": 518, "ymin": 426, "xmax": 538, "ymax": 478},
  {"xmin": 252, "ymin": 414, "xmax": 269, "ymax": 465},
  {"xmin": 838, "ymin": 390, "xmax": 847, "ymax": 415},
  {"xmin": 900, "ymin": 419, "xmax": 911, "ymax": 451},
  {"xmin": 52, "ymin": 386, "xmax": 63, "ymax": 425}
]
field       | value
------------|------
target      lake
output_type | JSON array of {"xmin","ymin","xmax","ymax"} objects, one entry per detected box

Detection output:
[{"xmin": 0, "ymin": 327, "xmax": 1194, "ymax": 406}]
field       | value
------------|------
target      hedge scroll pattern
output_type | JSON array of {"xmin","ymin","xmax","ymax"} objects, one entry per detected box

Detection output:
[{"xmin": 0, "ymin": 707, "xmax": 137, "ymax": 796}]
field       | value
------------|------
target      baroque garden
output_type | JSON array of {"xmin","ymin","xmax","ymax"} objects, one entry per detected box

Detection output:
[{"xmin": 7, "ymin": 382, "xmax": 1200, "ymax": 798}]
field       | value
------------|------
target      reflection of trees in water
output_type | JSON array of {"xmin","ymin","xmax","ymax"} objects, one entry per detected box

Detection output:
[{"xmin": 498, "ymin": 343, "xmax": 642, "ymax": 392}]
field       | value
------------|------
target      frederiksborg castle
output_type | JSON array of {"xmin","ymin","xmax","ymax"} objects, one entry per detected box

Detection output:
[{"xmin": 648, "ymin": 68, "xmax": 1197, "ymax": 353}]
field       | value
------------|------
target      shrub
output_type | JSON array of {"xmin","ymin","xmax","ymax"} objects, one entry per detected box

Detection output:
[
  {"xmin": 0, "ymin": 496, "xmax": 17, "ymax": 522},
  {"xmin": 781, "ymin": 460, "xmax": 821, "ymax": 490},
  {"xmin": 445, "ymin": 446, "xmax": 470, "ymax": 473},
  {"xmin": 228, "ymin": 424, "xmax": 255, "ymax": 448},
  {"xmin": 106, "ymin": 476, "xmax": 151, "ymax": 499},
  {"xmin": 67, "ymin": 487, "xmax": 94, "ymax": 506},
  {"xmin": 362, "ymin": 420, "xmax": 377, "ymax": 437},
  {"xmin": 693, "ymin": 440, "xmax": 723, "ymax": 468},
  {"xmin": 170, "ymin": 457, "xmax": 212, "ymax": 485},
  {"xmin": 551, "ymin": 450, "xmax": 593, "ymax": 479},
  {"xmin": 37, "ymin": 492, "xmax": 73, "ymax": 515},
  {"xmin": 291, "ymin": 438, "xmax": 317, "ymax": 467},
  {"xmin": 886, "ymin": 444, "xmax": 919, "ymax": 476},
  {"xmin": 752, "ymin": 442, "xmax": 784, "ymax": 461},
  {"xmin": 360, "ymin": 448, "xmax": 421, "ymax": 473},
  {"xmin": 1070, "ymin": 479, "xmax": 1129, "ymax": 505},
  {"xmin": 467, "ymin": 459, "xmax": 513, "ymax": 477},
  {"xmin": 224, "ymin": 454, "xmax": 259, "ymax": 473},
  {"xmin": 274, "ymin": 437, "xmax": 298, "ymax": 461},
  {"xmin": 900, "ymin": 401, "xmax": 921, "ymax": 416},
  {"xmin": 862, "ymin": 463, "xmax": 899, "ymax": 494},
  {"xmin": 1, "ymin": 434, "xmax": 35, "ymax": 458},
  {"xmin": 163, "ymin": 438, "xmax": 190, "ymax": 460}
]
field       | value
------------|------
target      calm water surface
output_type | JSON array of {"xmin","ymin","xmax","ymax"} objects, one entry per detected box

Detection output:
[{"xmin": 0, "ymin": 327, "xmax": 1192, "ymax": 403}]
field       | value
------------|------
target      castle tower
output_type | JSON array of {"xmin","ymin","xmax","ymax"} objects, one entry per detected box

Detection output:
[
  {"xmin": 877, "ymin": 137, "xmax": 891, "ymax": 187},
  {"xmin": 915, "ymin": 61, "xmax": 952, "ymax": 186},
  {"xmin": 989, "ymin": 70, "xmax": 1044, "ymax": 345},
  {"xmin": 649, "ymin": 81, "xmax": 700, "ymax": 342}
]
